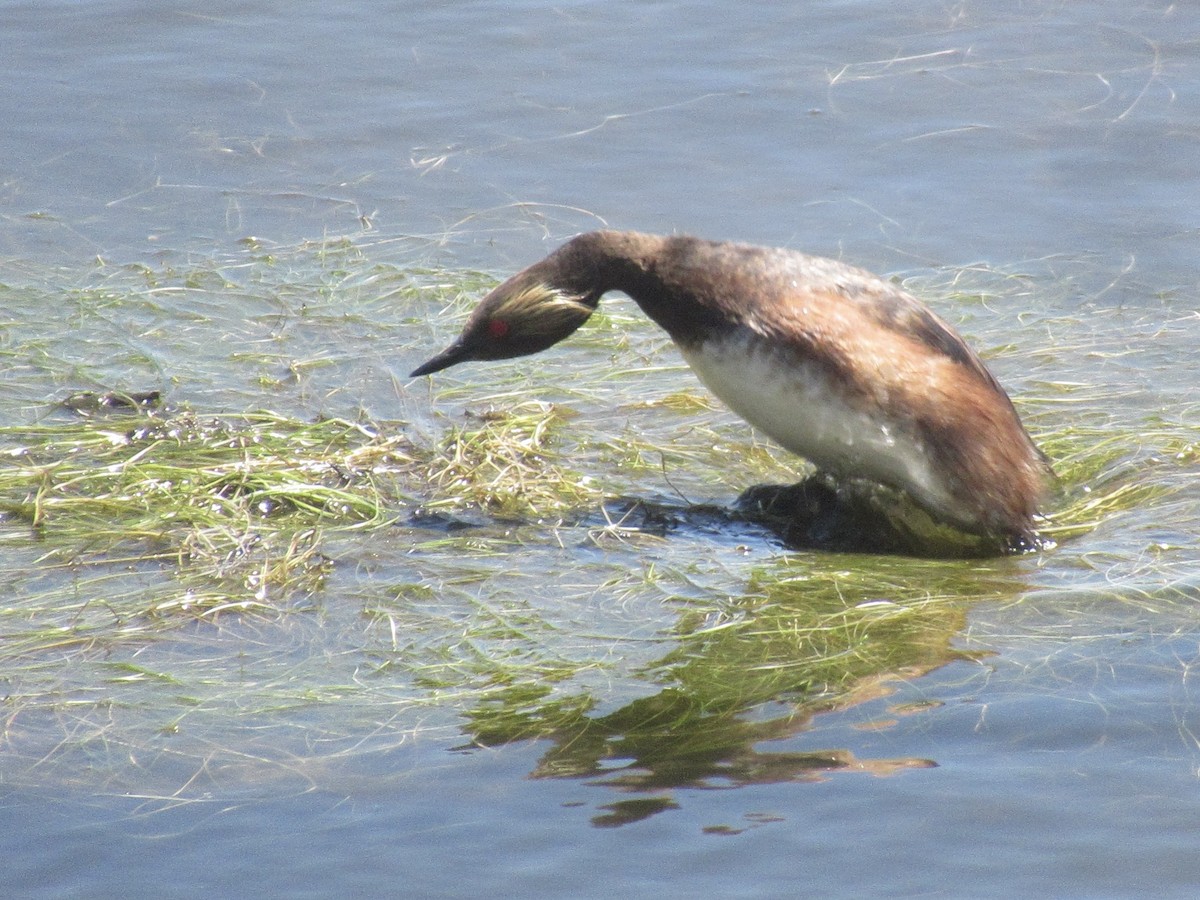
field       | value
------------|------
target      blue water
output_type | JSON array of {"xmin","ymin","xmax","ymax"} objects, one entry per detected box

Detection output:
[{"xmin": 3, "ymin": 0, "xmax": 1200, "ymax": 896}]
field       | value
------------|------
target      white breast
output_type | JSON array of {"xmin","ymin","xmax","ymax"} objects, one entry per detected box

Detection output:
[{"xmin": 677, "ymin": 334, "xmax": 962, "ymax": 522}]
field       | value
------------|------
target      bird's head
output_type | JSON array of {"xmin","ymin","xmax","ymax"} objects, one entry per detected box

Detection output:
[{"xmin": 410, "ymin": 271, "xmax": 596, "ymax": 377}]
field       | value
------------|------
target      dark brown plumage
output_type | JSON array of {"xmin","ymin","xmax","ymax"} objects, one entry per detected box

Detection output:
[{"xmin": 412, "ymin": 230, "xmax": 1050, "ymax": 544}]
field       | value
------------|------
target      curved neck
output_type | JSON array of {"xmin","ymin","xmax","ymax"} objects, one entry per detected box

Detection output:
[
  {"xmin": 550, "ymin": 230, "xmax": 663, "ymax": 296},
  {"xmin": 549, "ymin": 231, "xmax": 728, "ymax": 344}
]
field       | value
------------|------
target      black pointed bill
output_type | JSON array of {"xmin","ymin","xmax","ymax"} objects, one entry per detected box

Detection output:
[{"xmin": 410, "ymin": 341, "xmax": 469, "ymax": 377}]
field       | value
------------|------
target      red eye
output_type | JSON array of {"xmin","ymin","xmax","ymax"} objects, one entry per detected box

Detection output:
[{"xmin": 487, "ymin": 319, "xmax": 510, "ymax": 340}]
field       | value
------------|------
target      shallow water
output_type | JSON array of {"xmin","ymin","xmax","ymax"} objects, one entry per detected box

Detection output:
[{"xmin": 3, "ymin": 1, "xmax": 1200, "ymax": 897}]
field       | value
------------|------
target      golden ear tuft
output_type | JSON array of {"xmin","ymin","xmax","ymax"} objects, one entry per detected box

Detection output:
[{"xmin": 493, "ymin": 283, "xmax": 594, "ymax": 337}]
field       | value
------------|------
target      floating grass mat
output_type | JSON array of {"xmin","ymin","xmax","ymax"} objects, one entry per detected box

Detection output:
[
  {"xmin": 1035, "ymin": 423, "xmax": 1200, "ymax": 544},
  {"xmin": 417, "ymin": 400, "xmax": 604, "ymax": 519},
  {"xmin": 0, "ymin": 412, "xmax": 401, "ymax": 527},
  {"xmin": 0, "ymin": 400, "xmax": 605, "ymax": 622},
  {"xmin": 1, "ymin": 243, "xmax": 1198, "ymax": 798},
  {"xmin": 0, "ymin": 412, "xmax": 406, "ymax": 648},
  {"xmin": 0, "ymin": 402, "xmax": 1019, "ymax": 797},
  {"xmin": 0, "ymin": 372, "xmax": 1181, "ymax": 667}
]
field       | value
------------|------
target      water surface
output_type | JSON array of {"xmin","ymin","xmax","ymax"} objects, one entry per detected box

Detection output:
[{"xmin": 3, "ymin": 1, "xmax": 1200, "ymax": 897}]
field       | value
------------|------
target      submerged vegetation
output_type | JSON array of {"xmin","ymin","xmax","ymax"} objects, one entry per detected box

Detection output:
[{"xmin": 0, "ymin": 241, "xmax": 1197, "ymax": 806}]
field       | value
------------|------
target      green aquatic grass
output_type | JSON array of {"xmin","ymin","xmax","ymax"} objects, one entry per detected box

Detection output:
[
  {"xmin": 1, "ymin": 243, "xmax": 1197, "ymax": 801},
  {"xmin": 0, "ymin": 411, "xmax": 415, "ymax": 656},
  {"xmin": 0, "ymin": 382, "xmax": 1155, "ymax": 665},
  {"xmin": 420, "ymin": 400, "xmax": 602, "ymax": 518},
  {"xmin": 0, "ymin": 398, "xmax": 1029, "ymax": 794}
]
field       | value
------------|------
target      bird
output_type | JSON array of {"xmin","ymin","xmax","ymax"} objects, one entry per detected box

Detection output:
[{"xmin": 410, "ymin": 230, "xmax": 1050, "ymax": 547}]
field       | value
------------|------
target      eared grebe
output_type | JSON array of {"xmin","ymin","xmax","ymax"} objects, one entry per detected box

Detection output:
[{"xmin": 411, "ymin": 231, "xmax": 1050, "ymax": 544}]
